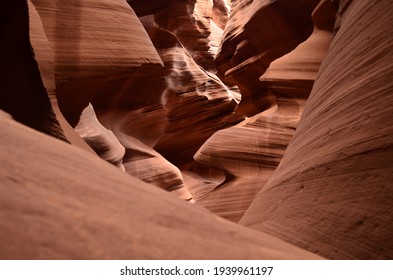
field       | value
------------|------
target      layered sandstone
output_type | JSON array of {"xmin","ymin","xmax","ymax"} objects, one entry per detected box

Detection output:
[
  {"xmin": 94, "ymin": 1, "xmax": 241, "ymax": 166},
  {"xmin": 31, "ymin": 0, "xmax": 163, "ymax": 126},
  {"xmin": 75, "ymin": 104, "xmax": 126, "ymax": 170},
  {"xmin": 216, "ymin": 0, "xmax": 320, "ymax": 115},
  {"xmin": 193, "ymin": 0, "xmax": 336, "ymax": 221},
  {"xmin": 97, "ymin": 106, "xmax": 194, "ymax": 200},
  {"xmin": 0, "ymin": 0, "xmax": 97, "ymax": 153},
  {"xmin": 0, "ymin": 112, "xmax": 321, "ymax": 259},
  {"xmin": 25, "ymin": 0, "xmax": 199, "ymax": 197},
  {"xmin": 1, "ymin": 0, "xmax": 392, "ymax": 261},
  {"xmin": 0, "ymin": 0, "xmax": 66, "ymax": 142},
  {"xmin": 241, "ymin": 0, "xmax": 393, "ymax": 259}
]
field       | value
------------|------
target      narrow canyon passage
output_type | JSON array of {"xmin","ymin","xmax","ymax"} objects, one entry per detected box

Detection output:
[{"xmin": 0, "ymin": 0, "xmax": 392, "ymax": 260}]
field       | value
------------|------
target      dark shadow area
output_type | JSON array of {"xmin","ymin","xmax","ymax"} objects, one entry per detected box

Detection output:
[{"xmin": 0, "ymin": 0, "xmax": 67, "ymax": 141}]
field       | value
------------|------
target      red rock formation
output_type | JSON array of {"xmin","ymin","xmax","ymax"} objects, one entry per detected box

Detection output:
[
  {"xmin": 122, "ymin": 136, "xmax": 194, "ymax": 201},
  {"xmin": 216, "ymin": 0, "xmax": 320, "ymax": 116},
  {"xmin": 154, "ymin": 0, "xmax": 218, "ymax": 70},
  {"xmin": 92, "ymin": 3, "xmax": 242, "ymax": 166},
  {"xmin": 193, "ymin": 0, "xmax": 336, "ymax": 222},
  {"xmin": 2, "ymin": 0, "xmax": 392, "ymax": 261},
  {"xmin": 0, "ymin": 0, "xmax": 66, "ymax": 141},
  {"xmin": 0, "ymin": 112, "xmax": 321, "ymax": 259},
  {"xmin": 97, "ymin": 105, "xmax": 194, "ymax": 200},
  {"xmin": 0, "ymin": 0, "xmax": 96, "ymax": 153},
  {"xmin": 26, "ymin": 0, "xmax": 197, "ymax": 198},
  {"xmin": 74, "ymin": 95, "xmax": 192, "ymax": 200},
  {"xmin": 212, "ymin": 0, "xmax": 231, "ymax": 29},
  {"xmin": 31, "ymin": 0, "xmax": 163, "ymax": 126},
  {"xmin": 150, "ymin": 1, "xmax": 243, "ymax": 163},
  {"xmin": 241, "ymin": 0, "xmax": 393, "ymax": 259},
  {"xmin": 75, "ymin": 104, "xmax": 126, "ymax": 170},
  {"xmin": 129, "ymin": 0, "xmax": 232, "ymax": 61}
]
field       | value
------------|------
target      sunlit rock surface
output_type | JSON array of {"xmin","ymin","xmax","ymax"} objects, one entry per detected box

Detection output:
[
  {"xmin": 75, "ymin": 104, "xmax": 126, "ymax": 170},
  {"xmin": 193, "ymin": 0, "xmax": 336, "ymax": 222},
  {"xmin": 0, "ymin": 0, "xmax": 97, "ymax": 153},
  {"xmin": 1, "ymin": 0, "xmax": 392, "ymax": 260},
  {"xmin": 95, "ymin": 1, "xmax": 242, "ymax": 166},
  {"xmin": 97, "ymin": 109, "xmax": 194, "ymax": 200},
  {"xmin": 0, "ymin": 113, "xmax": 321, "ymax": 259},
  {"xmin": 31, "ymin": 0, "xmax": 163, "ymax": 126},
  {"xmin": 216, "ymin": 0, "xmax": 320, "ymax": 116},
  {"xmin": 241, "ymin": 0, "xmax": 393, "ymax": 259}
]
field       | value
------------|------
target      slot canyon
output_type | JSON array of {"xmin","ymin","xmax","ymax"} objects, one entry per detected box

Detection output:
[{"xmin": 1, "ymin": 0, "xmax": 392, "ymax": 259}]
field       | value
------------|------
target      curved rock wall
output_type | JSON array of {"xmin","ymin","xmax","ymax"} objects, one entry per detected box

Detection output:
[
  {"xmin": 0, "ymin": 0, "xmax": 66, "ymax": 141},
  {"xmin": 216, "ymin": 0, "xmax": 320, "ymax": 116},
  {"xmin": 0, "ymin": 112, "xmax": 320, "ymax": 260},
  {"xmin": 75, "ymin": 104, "xmax": 126, "ymax": 170},
  {"xmin": 94, "ymin": 1, "xmax": 242, "ymax": 166},
  {"xmin": 2, "ymin": 0, "xmax": 392, "ymax": 260},
  {"xmin": 241, "ymin": 0, "xmax": 393, "ymax": 259},
  {"xmin": 25, "ymin": 0, "xmax": 198, "ymax": 198},
  {"xmin": 31, "ymin": 0, "xmax": 163, "ymax": 126},
  {"xmin": 193, "ymin": 0, "xmax": 336, "ymax": 222}
]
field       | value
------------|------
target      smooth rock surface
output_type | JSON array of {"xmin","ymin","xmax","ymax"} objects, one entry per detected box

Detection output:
[
  {"xmin": 0, "ymin": 0, "xmax": 66, "ymax": 141},
  {"xmin": 216, "ymin": 0, "xmax": 320, "ymax": 116},
  {"xmin": 193, "ymin": 0, "xmax": 336, "ymax": 222},
  {"xmin": 31, "ymin": 0, "xmax": 163, "ymax": 126},
  {"xmin": 92, "ymin": 10, "xmax": 242, "ymax": 166},
  {"xmin": 241, "ymin": 0, "xmax": 393, "ymax": 259},
  {"xmin": 0, "ymin": 113, "xmax": 321, "ymax": 260},
  {"xmin": 75, "ymin": 104, "xmax": 126, "ymax": 170},
  {"xmin": 98, "ymin": 109, "xmax": 194, "ymax": 200},
  {"xmin": 2, "ymin": 0, "xmax": 392, "ymax": 261}
]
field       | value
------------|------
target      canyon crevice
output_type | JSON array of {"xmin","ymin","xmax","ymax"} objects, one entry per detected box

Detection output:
[{"xmin": 1, "ymin": 0, "xmax": 392, "ymax": 259}]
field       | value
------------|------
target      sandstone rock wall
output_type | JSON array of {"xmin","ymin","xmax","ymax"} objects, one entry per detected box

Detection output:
[
  {"xmin": 0, "ymin": 112, "xmax": 320, "ymax": 259},
  {"xmin": 240, "ymin": 0, "xmax": 393, "ymax": 259},
  {"xmin": 192, "ymin": 0, "xmax": 336, "ymax": 221},
  {"xmin": 31, "ymin": 0, "xmax": 163, "ymax": 126},
  {"xmin": 1, "ymin": 0, "xmax": 392, "ymax": 260},
  {"xmin": 27, "ymin": 0, "xmax": 201, "ymax": 198},
  {"xmin": 0, "ymin": 0, "xmax": 66, "ymax": 141},
  {"xmin": 97, "ymin": 0, "xmax": 242, "ymax": 166},
  {"xmin": 75, "ymin": 104, "xmax": 126, "ymax": 170},
  {"xmin": 216, "ymin": 0, "xmax": 320, "ymax": 116}
]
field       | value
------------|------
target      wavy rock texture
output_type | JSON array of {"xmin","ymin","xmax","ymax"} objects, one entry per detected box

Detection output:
[
  {"xmin": 97, "ymin": 108, "xmax": 194, "ymax": 201},
  {"xmin": 75, "ymin": 104, "xmax": 126, "ymax": 170},
  {"xmin": 154, "ymin": 0, "xmax": 224, "ymax": 70},
  {"xmin": 0, "ymin": 0, "xmax": 96, "ymax": 154},
  {"xmin": 27, "ymin": 0, "xmax": 194, "ymax": 198},
  {"xmin": 0, "ymin": 0, "xmax": 66, "ymax": 141},
  {"xmin": 212, "ymin": 0, "xmax": 231, "ymax": 29},
  {"xmin": 28, "ymin": 1, "xmax": 100, "ymax": 153},
  {"xmin": 0, "ymin": 112, "xmax": 321, "ymax": 260},
  {"xmin": 241, "ymin": 0, "xmax": 393, "ymax": 259},
  {"xmin": 2, "ymin": 0, "xmax": 393, "ymax": 261},
  {"xmin": 31, "ymin": 0, "xmax": 163, "ymax": 126},
  {"xmin": 216, "ymin": 0, "xmax": 320, "ymax": 116},
  {"xmin": 193, "ymin": 0, "xmax": 336, "ymax": 222},
  {"xmin": 94, "ymin": 1, "xmax": 241, "ymax": 167},
  {"xmin": 74, "ymin": 102, "xmax": 190, "ymax": 200},
  {"xmin": 151, "ymin": 1, "xmax": 242, "ymax": 164},
  {"xmin": 122, "ymin": 136, "xmax": 194, "ymax": 201}
]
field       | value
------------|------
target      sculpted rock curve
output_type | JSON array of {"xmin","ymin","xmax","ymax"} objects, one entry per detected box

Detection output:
[{"xmin": 241, "ymin": 0, "xmax": 393, "ymax": 259}]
